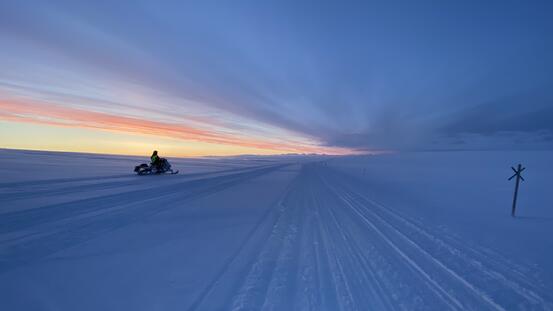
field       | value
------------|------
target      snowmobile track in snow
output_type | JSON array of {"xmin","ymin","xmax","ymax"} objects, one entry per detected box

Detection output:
[
  {"xmin": 0, "ymin": 164, "xmax": 289, "ymax": 272},
  {"xmin": 187, "ymin": 163, "xmax": 552, "ymax": 311},
  {"xmin": 1, "ymin": 160, "xmax": 551, "ymax": 311}
]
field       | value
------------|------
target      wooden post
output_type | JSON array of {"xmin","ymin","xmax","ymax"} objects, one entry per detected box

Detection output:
[{"xmin": 508, "ymin": 163, "xmax": 525, "ymax": 217}]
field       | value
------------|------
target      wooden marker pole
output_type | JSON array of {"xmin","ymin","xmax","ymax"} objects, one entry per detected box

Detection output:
[{"xmin": 508, "ymin": 163, "xmax": 525, "ymax": 217}]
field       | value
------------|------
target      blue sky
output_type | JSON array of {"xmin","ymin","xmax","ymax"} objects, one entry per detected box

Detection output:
[{"xmin": 1, "ymin": 0, "xmax": 552, "ymax": 155}]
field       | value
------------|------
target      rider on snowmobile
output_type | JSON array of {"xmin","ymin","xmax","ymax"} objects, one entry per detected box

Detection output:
[
  {"xmin": 133, "ymin": 150, "xmax": 177, "ymax": 175},
  {"xmin": 151, "ymin": 150, "xmax": 162, "ymax": 169}
]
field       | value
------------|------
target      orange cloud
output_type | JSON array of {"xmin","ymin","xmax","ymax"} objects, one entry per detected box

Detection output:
[{"xmin": 0, "ymin": 99, "xmax": 353, "ymax": 155}]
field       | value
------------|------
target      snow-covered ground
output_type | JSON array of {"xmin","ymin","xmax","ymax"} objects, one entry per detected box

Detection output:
[{"xmin": 1, "ymin": 148, "xmax": 552, "ymax": 310}]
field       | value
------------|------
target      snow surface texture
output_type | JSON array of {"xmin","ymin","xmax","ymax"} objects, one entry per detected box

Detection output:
[{"xmin": 0, "ymin": 149, "xmax": 552, "ymax": 310}]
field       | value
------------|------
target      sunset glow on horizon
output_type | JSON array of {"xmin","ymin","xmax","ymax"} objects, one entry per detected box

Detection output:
[{"xmin": 0, "ymin": 97, "xmax": 355, "ymax": 157}]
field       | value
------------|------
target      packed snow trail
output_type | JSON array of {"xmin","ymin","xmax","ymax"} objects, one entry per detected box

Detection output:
[
  {"xmin": 1, "ymin": 151, "xmax": 552, "ymax": 310},
  {"xmin": 0, "ymin": 163, "xmax": 288, "ymax": 272},
  {"xmin": 189, "ymin": 164, "xmax": 552, "ymax": 311}
]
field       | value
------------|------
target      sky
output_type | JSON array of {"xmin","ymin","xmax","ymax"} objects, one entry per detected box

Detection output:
[{"xmin": 1, "ymin": 0, "xmax": 552, "ymax": 156}]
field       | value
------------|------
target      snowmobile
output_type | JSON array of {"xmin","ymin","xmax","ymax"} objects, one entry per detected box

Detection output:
[{"xmin": 134, "ymin": 158, "xmax": 178, "ymax": 175}]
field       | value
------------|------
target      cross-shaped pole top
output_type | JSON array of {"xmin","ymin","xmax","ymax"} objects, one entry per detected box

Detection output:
[
  {"xmin": 508, "ymin": 163, "xmax": 525, "ymax": 181},
  {"xmin": 509, "ymin": 163, "xmax": 525, "ymax": 217}
]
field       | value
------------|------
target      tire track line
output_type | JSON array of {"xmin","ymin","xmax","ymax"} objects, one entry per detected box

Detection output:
[
  {"xmin": 230, "ymin": 202, "xmax": 292, "ymax": 311},
  {"xmin": 1, "ymin": 164, "xmax": 287, "ymax": 234},
  {"xmin": 186, "ymin": 180, "xmax": 296, "ymax": 311},
  {"xmin": 338, "ymin": 177, "xmax": 551, "ymax": 309},
  {"xmin": 228, "ymin": 169, "xmax": 306, "ymax": 311},
  {"xmin": 260, "ymin": 197, "xmax": 303, "ymax": 311},
  {"xmin": 312, "ymin": 184, "xmax": 357, "ymax": 311},
  {"xmin": 1, "ymin": 165, "xmax": 272, "ymax": 201},
  {"xmin": 323, "ymin": 195, "xmax": 386, "ymax": 309},
  {"xmin": 320, "ymin": 185, "xmax": 399, "ymax": 311},
  {"xmin": 294, "ymin": 185, "xmax": 321, "ymax": 311},
  {"xmin": 341, "ymin": 188, "xmax": 506, "ymax": 311},
  {"xmin": 319, "ymin": 174, "xmax": 465, "ymax": 310},
  {"xmin": 330, "ymin": 167, "xmax": 538, "ymax": 287},
  {"xmin": 1, "ymin": 165, "xmax": 288, "ymax": 274}
]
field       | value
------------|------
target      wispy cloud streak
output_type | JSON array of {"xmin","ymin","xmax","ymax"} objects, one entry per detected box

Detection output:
[{"xmin": 0, "ymin": 99, "xmax": 351, "ymax": 154}]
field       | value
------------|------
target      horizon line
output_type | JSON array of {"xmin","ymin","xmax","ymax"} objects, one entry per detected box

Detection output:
[{"xmin": 0, "ymin": 147, "xmax": 366, "ymax": 160}]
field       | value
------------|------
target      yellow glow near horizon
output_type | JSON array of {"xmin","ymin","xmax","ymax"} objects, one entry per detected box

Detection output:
[
  {"xmin": 0, "ymin": 98, "xmax": 355, "ymax": 156},
  {"xmin": 0, "ymin": 121, "xmax": 324, "ymax": 157}
]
